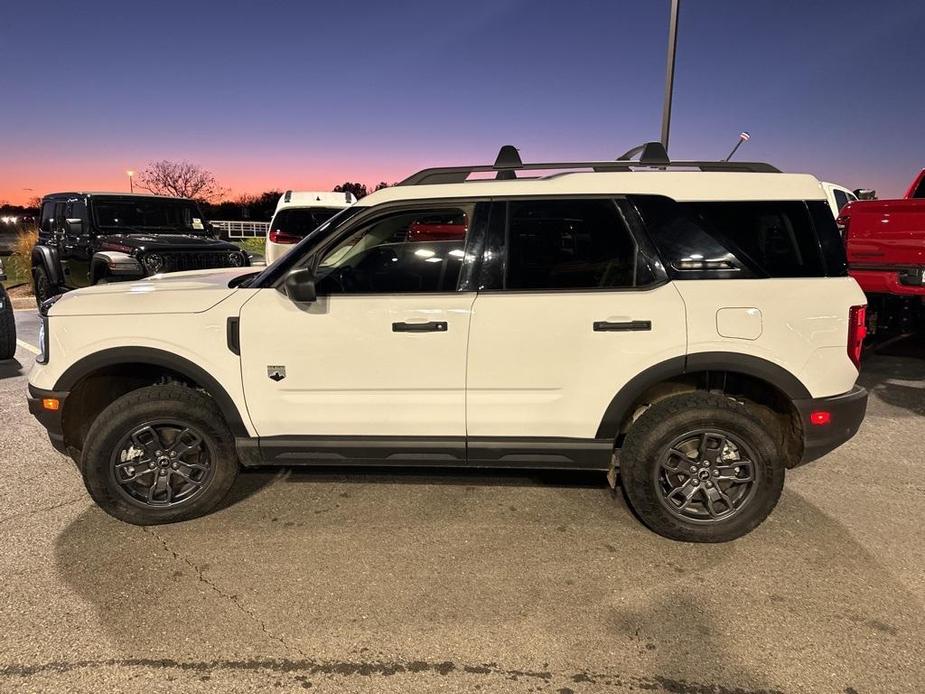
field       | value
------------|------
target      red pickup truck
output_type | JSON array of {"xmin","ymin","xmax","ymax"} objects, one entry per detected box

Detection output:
[{"xmin": 840, "ymin": 169, "xmax": 925, "ymax": 334}]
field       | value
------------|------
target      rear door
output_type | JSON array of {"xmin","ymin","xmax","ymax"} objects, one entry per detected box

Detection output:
[{"xmin": 464, "ymin": 197, "xmax": 687, "ymax": 466}]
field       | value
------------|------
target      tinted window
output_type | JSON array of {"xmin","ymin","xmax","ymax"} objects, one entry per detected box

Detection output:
[
  {"xmin": 93, "ymin": 197, "xmax": 202, "ymax": 232},
  {"xmin": 635, "ymin": 196, "xmax": 827, "ymax": 279},
  {"xmin": 66, "ymin": 201, "xmax": 87, "ymax": 222},
  {"xmin": 914, "ymin": 177, "xmax": 925, "ymax": 199},
  {"xmin": 807, "ymin": 201, "xmax": 848, "ymax": 276},
  {"xmin": 505, "ymin": 198, "xmax": 652, "ymax": 290},
  {"xmin": 40, "ymin": 202, "xmax": 55, "ymax": 233},
  {"xmin": 270, "ymin": 207, "xmax": 342, "ymax": 240},
  {"xmin": 833, "ymin": 189, "xmax": 849, "ymax": 212},
  {"xmin": 315, "ymin": 206, "xmax": 471, "ymax": 294}
]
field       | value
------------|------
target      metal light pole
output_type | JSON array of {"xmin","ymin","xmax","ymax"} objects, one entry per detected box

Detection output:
[
  {"xmin": 660, "ymin": 0, "xmax": 681, "ymax": 152},
  {"xmin": 126, "ymin": 170, "xmax": 134, "ymax": 193}
]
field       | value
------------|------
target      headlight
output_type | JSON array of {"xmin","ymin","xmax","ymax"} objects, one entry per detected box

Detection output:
[
  {"xmin": 143, "ymin": 253, "xmax": 164, "ymax": 274},
  {"xmin": 228, "ymin": 252, "xmax": 245, "ymax": 267},
  {"xmin": 37, "ymin": 317, "xmax": 48, "ymax": 364}
]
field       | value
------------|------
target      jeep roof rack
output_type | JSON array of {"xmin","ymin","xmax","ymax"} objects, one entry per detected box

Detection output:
[{"xmin": 398, "ymin": 141, "xmax": 780, "ymax": 186}]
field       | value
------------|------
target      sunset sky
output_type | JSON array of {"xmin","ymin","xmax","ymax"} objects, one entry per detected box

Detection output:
[{"xmin": 2, "ymin": 0, "xmax": 923, "ymax": 205}]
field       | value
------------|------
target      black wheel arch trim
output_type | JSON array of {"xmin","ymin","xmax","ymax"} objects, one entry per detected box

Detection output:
[
  {"xmin": 31, "ymin": 245, "xmax": 64, "ymax": 287},
  {"xmin": 53, "ymin": 347, "xmax": 250, "ymax": 437},
  {"xmin": 595, "ymin": 352, "xmax": 811, "ymax": 439}
]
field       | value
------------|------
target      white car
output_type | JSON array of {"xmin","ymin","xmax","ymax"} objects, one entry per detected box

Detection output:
[
  {"xmin": 264, "ymin": 190, "xmax": 356, "ymax": 264},
  {"xmin": 821, "ymin": 181, "xmax": 857, "ymax": 220},
  {"xmin": 28, "ymin": 143, "xmax": 868, "ymax": 542}
]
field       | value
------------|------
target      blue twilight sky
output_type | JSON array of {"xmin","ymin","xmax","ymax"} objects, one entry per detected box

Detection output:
[{"xmin": 1, "ymin": 0, "xmax": 923, "ymax": 203}]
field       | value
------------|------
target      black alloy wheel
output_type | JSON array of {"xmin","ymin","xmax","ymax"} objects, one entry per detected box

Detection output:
[{"xmin": 110, "ymin": 420, "xmax": 215, "ymax": 508}]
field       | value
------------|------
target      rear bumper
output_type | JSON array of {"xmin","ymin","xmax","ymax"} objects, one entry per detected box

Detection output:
[
  {"xmin": 850, "ymin": 269, "xmax": 925, "ymax": 296},
  {"xmin": 27, "ymin": 384, "xmax": 69, "ymax": 455},
  {"xmin": 794, "ymin": 385, "xmax": 868, "ymax": 465}
]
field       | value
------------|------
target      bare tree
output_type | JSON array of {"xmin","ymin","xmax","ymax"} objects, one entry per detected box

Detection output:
[{"xmin": 136, "ymin": 161, "xmax": 224, "ymax": 200}]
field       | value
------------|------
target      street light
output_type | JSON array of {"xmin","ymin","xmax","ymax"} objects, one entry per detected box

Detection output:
[
  {"xmin": 660, "ymin": 0, "xmax": 681, "ymax": 152},
  {"xmin": 126, "ymin": 170, "xmax": 134, "ymax": 193}
]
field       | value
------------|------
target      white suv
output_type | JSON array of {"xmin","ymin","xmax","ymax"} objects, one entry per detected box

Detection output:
[
  {"xmin": 28, "ymin": 144, "xmax": 868, "ymax": 542},
  {"xmin": 264, "ymin": 190, "xmax": 356, "ymax": 264}
]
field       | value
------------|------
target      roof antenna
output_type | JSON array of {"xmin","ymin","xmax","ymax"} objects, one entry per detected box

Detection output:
[
  {"xmin": 494, "ymin": 145, "xmax": 522, "ymax": 180},
  {"xmin": 724, "ymin": 131, "xmax": 750, "ymax": 161}
]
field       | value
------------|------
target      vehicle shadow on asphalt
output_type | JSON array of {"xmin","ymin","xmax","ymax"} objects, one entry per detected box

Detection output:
[
  {"xmin": 858, "ymin": 333, "xmax": 925, "ymax": 416},
  {"xmin": 50, "ymin": 486, "xmax": 923, "ymax": 692},
  {"xmin": 0, "ymin": 358, "xmax": 24, "ymax": 380}
]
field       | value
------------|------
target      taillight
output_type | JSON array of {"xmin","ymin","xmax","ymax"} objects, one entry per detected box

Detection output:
[
  {"xmin": 848, "ymin": 305, "xmax": 867, "ymax": 368},
  {"xmin": 835, "ymin": 214, "xmax": 849, "ymax": 238},
  {"xmin": 269, "ymin": 229, "xmax": 301, "ymax": 244}
]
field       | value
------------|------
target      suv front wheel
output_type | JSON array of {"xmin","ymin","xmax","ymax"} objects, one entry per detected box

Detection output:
[
  {"xmin": 620, "ymin": 392, "xmax": 785, "ymax": 542},
  {"xmin": 80, "ymin": 384, "xmax": 239, "ymax": 525}
]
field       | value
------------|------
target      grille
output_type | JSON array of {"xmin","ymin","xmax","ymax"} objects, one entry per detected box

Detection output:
[{"xmin": 161, "ymin": 251, "xmax": 240, "ymax": 272}]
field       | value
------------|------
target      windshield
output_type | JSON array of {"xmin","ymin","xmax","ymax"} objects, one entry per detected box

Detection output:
[
  {"xmin": 245, "ymin": 205, "xmax": 365, "ymax": 287},
  {"xmin": 270, "ymin": 207, "xmax": 343, "ymax": 239},
  {"xmin": 92, "ymin": 197, "xmax": 206, "ymax": 233}
]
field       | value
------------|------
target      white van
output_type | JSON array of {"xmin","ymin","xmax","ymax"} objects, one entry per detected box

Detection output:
[
  {"xmin": 265, "ymin": 191, "xmax": 356, "ymax": 264},
  {"xmin": 821, "ymin": 181, "xmax": 857, "ymax": 220}
]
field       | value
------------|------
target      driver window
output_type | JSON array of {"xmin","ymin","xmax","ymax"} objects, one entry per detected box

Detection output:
[{"xmin": 315, "ymin": 206, "xmax": 472, "ymax": 294}]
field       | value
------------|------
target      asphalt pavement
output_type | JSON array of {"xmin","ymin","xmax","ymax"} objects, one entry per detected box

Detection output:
[{"xmin": 1, "ymin": 309, "xmax": 923, "ymax": 693}]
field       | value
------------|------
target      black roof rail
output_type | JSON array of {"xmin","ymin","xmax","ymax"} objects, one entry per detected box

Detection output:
[{"xmin": 398, "ymin": 142, "xmax": 780, "ymax": 186}]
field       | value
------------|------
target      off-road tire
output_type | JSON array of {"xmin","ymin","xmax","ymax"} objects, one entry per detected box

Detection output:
[
  {"xmin": 33, "ymin": 266, "xmax": 56, "ymax": 307},
  {"xmin": 81, "ymin": 384, "xmax": 239, "ymax": 525},
  {"xmin": 0, "ymin": 285, "xmax": 15, "ymax": 360},
  {"xmin": 620, "ymin": 392, "xmax": 785, "ymax": 543}
]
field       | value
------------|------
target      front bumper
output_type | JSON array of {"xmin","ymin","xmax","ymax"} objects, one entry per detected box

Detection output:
[
  {"xmin": 794, "ymin": 385, "xmax": 868, "ymax": 465},
  {"xmin": 27, "ymin": 384, "xmax": 69, "ymax": 455}
]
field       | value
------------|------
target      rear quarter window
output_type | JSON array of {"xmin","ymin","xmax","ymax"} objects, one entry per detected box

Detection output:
[{"xmin": 632, "ymin": 196, "xmax": 845, "ymax": 279}]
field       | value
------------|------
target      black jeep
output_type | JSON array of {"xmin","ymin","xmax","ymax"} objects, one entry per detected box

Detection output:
[{"xmin": 31, "ymin": 193, "xmax": 249, "ymax": 304}]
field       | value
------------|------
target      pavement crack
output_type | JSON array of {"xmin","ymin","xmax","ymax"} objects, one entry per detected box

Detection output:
[
  {"xmin": 142, "ymin": 527, "xmax": 306, "ymax": 657},
  {"xmin": 0, "ymin": 656, "xmax": 785, "ymax": 693}
]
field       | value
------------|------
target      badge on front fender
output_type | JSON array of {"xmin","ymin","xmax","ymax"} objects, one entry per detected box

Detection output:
[{"xmin": 267, "ymin": 365, "xmax": 286, "ymax": 382}]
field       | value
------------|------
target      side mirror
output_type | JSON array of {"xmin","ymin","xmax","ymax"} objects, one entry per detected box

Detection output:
[
  {"xmin": 66, "ymin": 218, "xmax": 84, "ymax": 236},
  {"xmin": 282, "ymin": 267, "xmax": 317, "ymax": 303}
]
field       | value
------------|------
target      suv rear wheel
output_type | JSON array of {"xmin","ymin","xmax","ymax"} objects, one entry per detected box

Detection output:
[
  {"xmin": 80, "ymin": 384, "xmax": 239, "ymax": 525},
  {"xmin": 620, "ymin": 392, "xmax": 785, "ymax": 542},
  {"xmin": 33, "ymin": 266, "xmax": 55, "ymax": 307}
]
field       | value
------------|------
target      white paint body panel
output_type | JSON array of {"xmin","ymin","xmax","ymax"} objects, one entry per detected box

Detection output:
[
  {"xmin": 237, "ymin": 290, "xmax": 476, "ymax": 436},
  {"xmin": 466, "ymin": 285, "xmax": 687, "ymax": 439},
  {"xmin": 674, "ymin": 278, "xmax": 867, "ymax": 398}
]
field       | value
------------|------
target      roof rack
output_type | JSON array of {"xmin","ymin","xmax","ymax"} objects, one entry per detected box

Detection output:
[{"xmin": 398, "ymin": 141, "xmax": 780, "ymax": 186}]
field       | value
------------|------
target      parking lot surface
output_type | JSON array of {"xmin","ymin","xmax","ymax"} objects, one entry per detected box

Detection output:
[{"xmin": 1, "ymin": 309, "xmax": 923, "ymax": 693}]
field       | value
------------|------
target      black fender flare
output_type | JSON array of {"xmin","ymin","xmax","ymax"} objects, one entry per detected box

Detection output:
[
  {"xmin": 31, "ymin": 245, "xmax": 64, "ymax": 287},
  {"xmin": 595, "ymin": 352, "xmax": 811, "ymax": 439},
  {"xmin": 54, "ymin": 346, "xmax": 250, "ymax": 438}
]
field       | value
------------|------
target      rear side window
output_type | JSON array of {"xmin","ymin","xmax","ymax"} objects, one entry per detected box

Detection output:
[
  {"xmin": 833, "ymin": 189, "xmax": 849, "ymax": 211},
  {"xmin": 633, "ymin": 196, "xmax": 837, "ymax": 279},
  {"xmin": 504, "ymin": 198, "xmax": 655, "ymax": 290},
  {"xmin": 913, "ymin": 177, "xmax": 925, "ymax": 199},
  {"xmin": 270, "ymin": 207, "xmax": 343, "ymax": 239}
]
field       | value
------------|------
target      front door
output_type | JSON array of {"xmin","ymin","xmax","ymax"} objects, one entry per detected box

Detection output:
[{"xmin": 238, "ymin": 202, "xmax": 482, "ymax": 462}]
